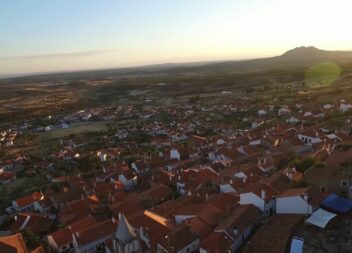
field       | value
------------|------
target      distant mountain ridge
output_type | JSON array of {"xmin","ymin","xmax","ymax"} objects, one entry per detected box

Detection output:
[
  {"xmin": 2, "ymin": 47, "xmax": 352, "ymax": 80},
  {"xmin": 179, "ymin": 46, "xmax": 352, "ymax": 74},
  {"xmin": 281, "ymin": 46, "xmax": 352, "ymax": 61}
]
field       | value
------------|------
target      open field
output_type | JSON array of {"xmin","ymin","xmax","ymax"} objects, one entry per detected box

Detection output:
[{"xmin": 37, "ymin": 121, "xmax": 111, "ymax": 141}]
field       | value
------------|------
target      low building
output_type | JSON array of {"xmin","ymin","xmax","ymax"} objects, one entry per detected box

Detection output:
[
  {"xmin": 11, "ymin": 192, "xmax": 44, "ymax": 213},
  {"xmin": 157, "ymin": 225, "xmax": 199, "ymax": 253},
  {"xmin": 239, "ymin": 183, "xmax": 278, "ymax": 216},
  {"xmin": 214, "ymin": 205, "xmax": 261, "ymax": 252},
  {"xmin": 276, "ymin": 187, "xmax": 320, "ymax": 214}
]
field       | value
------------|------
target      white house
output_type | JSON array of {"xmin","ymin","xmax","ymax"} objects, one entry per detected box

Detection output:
[
  {"xmin": 340, "ymin": 103, "xmax": 352, "ymax": 112},
  {"xmin": 239, "ymin": 183, "xmax": 277, "ymax": 216},
  {"xmin": 73, "ymin": 220, "xmax": 116, "ymax": 253},
  {"xmin": 276, "ymin": 187, "xmax": 316, "ymax": 214},
  {"xmin": 278, "ymin": 107, "xmax": 291, "ymax": 116},
  {"xmin": 11, "ymin": 192, "xmax": 44, "ymax": 213},
  {"xmin": 97, "ymin": 151, "xmax": 107, "ymax": 162},
  {"xmin": 214, "ymin": 205, "xmax": 261, "ymax": 252},
  {"xmin": 170, "ymin": 148, "xmax": 181, "ymax": 160},
  {"xmin": 323, "ymin": 104, "xmax": 334, "ymax": 110},
  {"xmin": 258, "ymin": 109, "xmax": 267, "ymax": 117},
  {"xmin": 297, "ymin": 130, "xmax": 322, "ymax": 144},
  {"xmin": 48, "ymin": 228, "xmax": 73, "ymax": 253},
  {"xmin": 251, "ymin": 119, "xmax": 264, "ymax": 129},
  {"xmin": 286, "ymin": 116, "xmax": 300, "ymax": 124},
  {"xmin": 157, "ymin": 226, "xmax": 199, "ymax": 253},
  {"xmin": 219, "ymin": 180, "xmax": 238, "ymax": 194},
  {"xmin": 110, "ymin": 171, "xmax": 137, "ymax": 191}
]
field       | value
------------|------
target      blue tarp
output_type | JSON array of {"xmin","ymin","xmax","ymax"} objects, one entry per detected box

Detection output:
[{"xmin": 321, "ymin": 193, "xmax": 352, "ymax": 213}]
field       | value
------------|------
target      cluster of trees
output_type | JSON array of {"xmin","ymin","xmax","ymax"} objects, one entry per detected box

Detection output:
[{"xmin": 291, "ymin": 157, "xmax": 316, "ymax": 173}]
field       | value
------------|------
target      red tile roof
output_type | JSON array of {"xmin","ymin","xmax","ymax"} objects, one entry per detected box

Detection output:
[
  {"xmin": 129, "ymin": 211, "xmax": 171, "ymax": 250},
  {"xmin": 200, "ymin": 232, "xmax": 232, "ymax": 253},
  {"xmin": 242, "ymin": 214, "xmax": 304, "ymax": 253},
  {"xmin": 158, "ymin": 225, "xmax": 198, "ymax": 252},
  {"xmin": 74, "ymin": 220, "xmax": 117, "ymax": 246},
  {"xmin": 244, "ymin": 182, "xmax": 279, "ymax": 201},
  {"xmin": 30, "ymin": 246, "xmax": 45, "ymax": 253},
  {"xmin": 0, "ymin": 171, "xmax": 15, "ymax": 181},
  {"xmin": 68, "ymin": 216, "xmax": 97, "ymax": 233},
  {"xmin": 215, "ymin": 205, "xmax": 260, "ymax": 239},
  {"xmin": 9, "ymin": 212, "xmax": 53, "ymax": 234},
  {"xmin": 0, "ymin": 233, "xmax": 28, "ymax": 253},
  {"xmin": 15, "ymin": 192, "xmax": 43, "ymax": 208},
  {"xmin": 278, "ymin": 186, "xmax": 311, "ymax": 198},
  {"xmin": 48, "ymin": 228, "xmax": 72, "ymax": 248}
]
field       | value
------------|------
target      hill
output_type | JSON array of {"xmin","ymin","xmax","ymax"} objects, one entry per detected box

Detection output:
[
  {"xmin": 174, "ymin": 46, "xmax": 352, "ymax": 74},
  {"xmin": 2, "ymin": 47, "xmax": 352, "ymax": 82}
]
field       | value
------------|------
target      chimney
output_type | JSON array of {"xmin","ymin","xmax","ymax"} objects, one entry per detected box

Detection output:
[
  {"xmin": 75, "ymin": 232, "xmax": 80, "ymax": 238},
  {"xmin": 303, "ymin": 192, "xmax": 308, "ymax": 202},
  {"xmin": 230, "ymin": 179, "xmax": 233, "ymax": 185},
  {"xmin": 243, "ymin": 177, "xmax": 247, "ymax": 183},
  {"xmin": 261, "ymin": 189, "xmax": 266, "ymax": 200},
  {"xmin": 112, "ymin": 216, "xmax": 116, "ymax": 223},
  {"xmin": 233, "ymin": 227, "xmax": 239, "ymax": 236}
]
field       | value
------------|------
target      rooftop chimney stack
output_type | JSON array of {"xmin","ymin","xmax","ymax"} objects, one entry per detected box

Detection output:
[
  {"xmin": 303, "ymin": 192, "xmax": 308, "ymax": 202},
  {"xmin": 233, "ymin": 227, "xmax": 239, "ymax": 236}
]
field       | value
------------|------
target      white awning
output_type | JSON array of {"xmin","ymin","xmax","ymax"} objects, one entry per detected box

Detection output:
[{"xmin": 305, "ymin": 208, "xmax": 337, "ymax": 229}]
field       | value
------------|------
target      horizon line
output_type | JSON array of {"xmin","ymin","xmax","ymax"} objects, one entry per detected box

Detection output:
[{"xmin": 1, "ymin": 46, "xmax": 350, "ymax": 80}]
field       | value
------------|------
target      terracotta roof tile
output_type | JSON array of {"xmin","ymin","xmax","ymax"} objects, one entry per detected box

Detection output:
[
  {"xmin": 200, "ymin": 232, "xmax": 232, "ymax": 253},
  {"xmin": 15, "ymin": 192, "xmax": 43, "ymax": 208},
  {"xmin": 48, "ymin": 228, "xmax": 72, "ymax": 248},
  {"xmin": 0, "ymin": 233, "xmax": 28, "ymax": 253},
  {"xmin": 74, "ymin": 220, "xmax": 117, "ymax": 246},
  {"xmin": 242, "ymin": 214, "xmax": 304, "ymax": 253},
  {"xmin": 158, "ymin": 225, "xmax": 198, "ymax": 252}
]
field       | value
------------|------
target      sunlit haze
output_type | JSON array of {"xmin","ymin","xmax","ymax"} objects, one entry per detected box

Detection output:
[{"xmin": 1, "ymin": 0, "xmax": 352, "ymax": 76}]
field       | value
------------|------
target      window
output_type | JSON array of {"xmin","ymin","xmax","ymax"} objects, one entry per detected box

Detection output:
[
  {"xmin": 129, "ymin": 243, "xmax": 134, "ymax": 252},
  {"xmin": 320, "ymin": 185, "xmax": 327, "ymax": 193},
  {"xmin": 133, "ymin": 240, "xmax": 139, "ymax": 251},
  {"xmin": 341, "ymin": 180, "xmax": 349, "ymax": 188}
]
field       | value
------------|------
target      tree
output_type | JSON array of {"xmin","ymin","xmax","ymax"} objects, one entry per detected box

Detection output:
[
  {"xmin": 292, "ymin": 157, "xmax": 316, "ymax": 173},
  {"xmin": 22, "ymin": 229, "xmax": 41, "ymax": 249}
]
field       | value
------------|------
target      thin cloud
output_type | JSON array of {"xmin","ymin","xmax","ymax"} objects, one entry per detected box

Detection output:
[{"xmin": 0, "ymin": 49, "xmax": 117, "ymax": 61}]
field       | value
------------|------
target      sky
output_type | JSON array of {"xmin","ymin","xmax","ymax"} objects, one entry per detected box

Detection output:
[{"xmin": 1, "ymin": 0, "xmax": 352, "ymax": 76}]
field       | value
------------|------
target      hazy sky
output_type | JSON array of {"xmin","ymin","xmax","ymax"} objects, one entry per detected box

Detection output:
[{"xmin": 1, "ymin": 0, "xmax": 352, "ymax": 76}]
